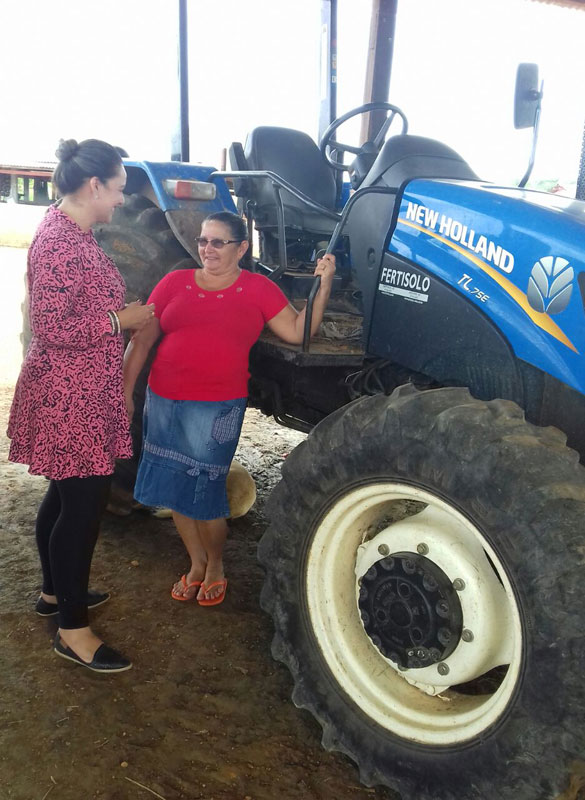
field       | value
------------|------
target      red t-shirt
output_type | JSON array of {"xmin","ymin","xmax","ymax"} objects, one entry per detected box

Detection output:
[{"xmin": 147, "ymin": 268, "xmax": 289, "ymax": 401}]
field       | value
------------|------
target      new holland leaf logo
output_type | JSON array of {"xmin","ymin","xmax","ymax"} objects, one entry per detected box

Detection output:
[{"xmin": 527, "ymin": 256, "xmax": 574, "ymax": 315}]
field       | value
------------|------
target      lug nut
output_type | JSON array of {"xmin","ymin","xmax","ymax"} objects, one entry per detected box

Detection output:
[
  {"xmin": 436, "ymin": 600, "xmax": 449, "ymax": 617},
  {"xmin": 453, "ymin": 578, "xmax": 466, "ymax": 591},
  {"xmin": 438, "ymin": 627, "xmax": 452, "ymax": 645},
  {"xmin": 462, "ymin": 629, "xmax": 474, "ymax": 642},
  {"xmin": 417, "ymin": 543, "xmax": 429, "ymax": 555},
  {"xmin": 437, "ymin": 662, "xmax": 450, "ymax": 676},
  {"xmin": 378, "ymin": 544, "xmax": 390, "ymax": 556}
]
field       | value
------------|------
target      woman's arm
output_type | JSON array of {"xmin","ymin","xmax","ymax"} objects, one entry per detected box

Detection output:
[
  {"xmin": 266, "ymin": 254, "xmax": 336, "ymax": 345},
  {"xmin": 30, "ymin": 255, "xmax": 114, "ymax": 348},
  {"xmin": 30, "ymin": 240, "xmax": 154, "ymax": 348},
  {"xmin": 123, "ymin": 317, "xmax": 161, "ymax": 417}
]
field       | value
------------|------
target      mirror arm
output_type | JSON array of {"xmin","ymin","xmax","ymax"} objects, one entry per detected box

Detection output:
[{"xmin": 518, "ymin": 80, "xmax": 543, "ymax": 189}]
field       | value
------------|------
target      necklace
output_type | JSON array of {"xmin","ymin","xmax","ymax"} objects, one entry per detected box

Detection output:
[{"xmin": 194, "ymin": 267, "xmax": 241, "ymax": 292}]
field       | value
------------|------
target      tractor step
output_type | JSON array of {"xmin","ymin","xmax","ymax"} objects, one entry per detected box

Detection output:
[{"xmin": 257, "ymin": 311, "xmax": 364, "ymax": 367}]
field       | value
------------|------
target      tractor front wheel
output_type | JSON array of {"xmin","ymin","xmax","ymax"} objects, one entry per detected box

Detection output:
[{"xmin": 258, "ymin": 385, "xmax": 585, "ymax": 800}]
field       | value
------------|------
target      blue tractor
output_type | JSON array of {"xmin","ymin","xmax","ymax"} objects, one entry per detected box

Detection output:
[{"xmin": 94, "ymin": 46, "xmax": 585, "ymax": 800}]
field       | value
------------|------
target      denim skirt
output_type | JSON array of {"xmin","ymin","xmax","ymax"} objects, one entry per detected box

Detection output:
[{"xmin": 134, "ymin": 388, "xmax": 247, "ymax": 520}]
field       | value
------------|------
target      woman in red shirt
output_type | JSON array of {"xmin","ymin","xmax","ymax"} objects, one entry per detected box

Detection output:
[{"xmin": 124, "ymin": 211, "xmax": 335, "ymax": 606}]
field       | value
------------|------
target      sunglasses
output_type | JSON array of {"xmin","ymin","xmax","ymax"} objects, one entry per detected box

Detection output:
[{"xmin": 195, "ymin": 237, "xmax": 243, "ymax": 249}]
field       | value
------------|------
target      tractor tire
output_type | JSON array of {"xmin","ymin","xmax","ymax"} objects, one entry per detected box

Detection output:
[
  {"xmin": 94, "ymin": 193, "xmax": 196, "ymax": 303},
  {"xmin": 258, "ymin": 385, "xmax": 585, "ymax": 800}
]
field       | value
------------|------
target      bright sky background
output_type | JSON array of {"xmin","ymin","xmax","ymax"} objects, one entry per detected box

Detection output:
[{"xmin": 1, "ymin": 0, "xmax": 584, "ymax": 192}]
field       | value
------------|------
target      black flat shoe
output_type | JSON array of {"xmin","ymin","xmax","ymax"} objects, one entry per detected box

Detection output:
[
  {"xmin": 35, "ymin": 590, "xmax": 110, "ymax": 617},
  {"xmin": 53, "ymin": 635, "xmax": 132, "ymax": 673}
]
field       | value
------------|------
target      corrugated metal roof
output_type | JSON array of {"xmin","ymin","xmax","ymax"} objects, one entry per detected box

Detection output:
[
  {"xmin": 530, "ymin": 0, "xmax": 585, "ymax": 9},
  {"xmin": 0, "ymin": 160, "xmax": 56, "ymax": 172}
]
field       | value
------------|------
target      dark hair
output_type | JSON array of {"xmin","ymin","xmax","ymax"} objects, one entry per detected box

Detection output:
[
  {"xmin": 203, "ymin": 211, "xmax": 247, "ymax": 242},
  {"xmin": 52, "ymin": 138, "xmax": 122, "ymax": 196}
]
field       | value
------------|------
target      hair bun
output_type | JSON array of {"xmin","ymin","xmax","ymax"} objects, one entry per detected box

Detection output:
[{"xmin": 55, "ymin": 138, "xmax": 79, "ymax": 162}]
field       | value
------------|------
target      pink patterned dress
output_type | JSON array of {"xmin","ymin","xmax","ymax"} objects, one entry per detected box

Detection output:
[{"xmin": 7, "ymin": 205, "xmax": 132, "ymax": 479}]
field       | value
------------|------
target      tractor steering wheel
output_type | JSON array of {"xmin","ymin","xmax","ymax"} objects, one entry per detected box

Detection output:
[{"xmin": 319, "ymin": 102, "xmax": 408, "ymax": 172}]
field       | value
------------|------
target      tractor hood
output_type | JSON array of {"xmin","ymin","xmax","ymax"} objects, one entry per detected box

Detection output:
[{"xmin": 386, "ymin": 179, "xmax": 585, "ymax": 394}]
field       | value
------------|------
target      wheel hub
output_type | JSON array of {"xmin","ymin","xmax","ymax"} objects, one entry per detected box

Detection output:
[{"xmin": 358, "ymin": 552, "xmax": 463, "ymax": 670}]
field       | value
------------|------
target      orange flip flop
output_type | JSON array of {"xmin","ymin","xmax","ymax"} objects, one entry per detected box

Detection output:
[
  {"xmin": 171, "ymin": 574, "xmax": 202, "ymax": 602},
  {"xmin": 197, "ymin": 579, "xmax": 228, "ymax": 607}
]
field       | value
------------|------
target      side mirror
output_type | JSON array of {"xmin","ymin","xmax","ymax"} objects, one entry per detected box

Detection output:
[
  {"xmin": 515, "ymin": 64, "xmax": 544, "ymax": 188},
  {"xmin": 514, "ymin": 63, "xmax": 542, "ymax": 129}
]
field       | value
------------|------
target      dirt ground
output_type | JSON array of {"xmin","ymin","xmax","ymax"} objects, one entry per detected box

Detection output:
[{"xmin": 0, "ymin": 244, "xmax": 395, "ymax": 800}]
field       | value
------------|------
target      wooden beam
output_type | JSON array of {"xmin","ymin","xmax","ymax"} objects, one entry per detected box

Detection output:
[{"xmin": 360, "ymin": 0, "xmax": 398, "ymax": 144}]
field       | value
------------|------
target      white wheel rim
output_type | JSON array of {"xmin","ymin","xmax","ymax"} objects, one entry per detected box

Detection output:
[{"xmin": 305, "ymin": 482, "xmax": 523, "ymax": 746}]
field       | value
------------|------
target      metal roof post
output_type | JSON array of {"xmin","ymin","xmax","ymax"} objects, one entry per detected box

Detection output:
[
  {"xmin": 171, "ymin": 0, "xmax": 190, "ymax": 162},
  {"xmin": 318, "ymin": 0, "xmax": 338, "ymax": 142},
  {"xmin": 577, "ymin": 117, "xmax": 585, "ymax": 200}
]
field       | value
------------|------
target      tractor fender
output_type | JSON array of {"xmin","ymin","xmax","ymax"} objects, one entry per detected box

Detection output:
[{"xmin": 123, "ymin": 160, "xmax": 236, "ymax": 261}]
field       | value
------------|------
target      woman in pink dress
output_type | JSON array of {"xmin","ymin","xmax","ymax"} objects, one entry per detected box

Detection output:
[{"xmin": 7, "ymin": 139, "xmax": 154, "ymax": 673}]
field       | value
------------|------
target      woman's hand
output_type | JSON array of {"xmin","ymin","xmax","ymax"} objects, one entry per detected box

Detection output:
[
  {"xmin": 266, "ymin": 253, "xmax": 336, "ymax": 344},
  {"xmin": 117, "ymin": 301, "xmax": 156, "ymax": 332},
  {"xmin": 314, "ymin": 253, "xmax": 336, "ymax": 289},
  {"xmin": 123, "ymin": 316, "xmax": 161, "ymax": 421}
]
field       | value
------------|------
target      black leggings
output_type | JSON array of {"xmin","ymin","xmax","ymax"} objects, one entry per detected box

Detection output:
[{"xmin": 35, "ymin": 475, "xmax": 112, "ymax": 629}]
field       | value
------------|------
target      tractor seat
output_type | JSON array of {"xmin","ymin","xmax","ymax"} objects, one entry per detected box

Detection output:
[
  {"xmin": 361, "ymin": 134, "xmax": 479, "ymax": 190},
  {"xmin": 230, "ymin": 126, "xmax": 340, "ymax": 236}
]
